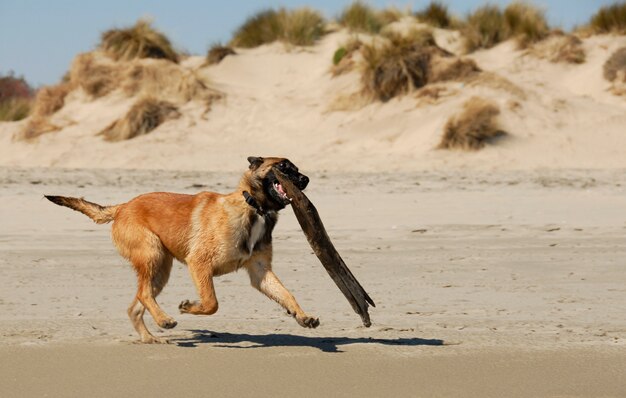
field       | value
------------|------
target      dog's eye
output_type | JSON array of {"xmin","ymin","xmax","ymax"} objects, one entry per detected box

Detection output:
[{"xmin": 278, "ymin": 162, "xmax": 287, "ymax": 170}]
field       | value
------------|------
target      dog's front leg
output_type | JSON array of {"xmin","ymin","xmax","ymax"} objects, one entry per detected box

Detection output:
[{"xmin": 246, "ymin": 252, "xmax": 320, "ymax": 329}]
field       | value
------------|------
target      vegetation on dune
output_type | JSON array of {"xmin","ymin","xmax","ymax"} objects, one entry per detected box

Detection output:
[
  {"xmin": 331, "ymin": 37, "xmax": 363, "ymax": 76},
  {"xmin": 99, "ymin": 96, "xmax": 180, "ymax": 141},
  {"xmin": 377, "ymin": 7, "xmax": 406, "ymax": 26},
  {"xmin": 69, "ymin": 53, "xmax": 120, "ymax": 98},
  {"xmin": 230, "ymin": 8, "xmax": 325, "ymax": 48},
  {"xmin": 360, "ymin": 32, "xmax": 435, "ymax": 101},
  {"xmin": 604, "ymin": 47, "xmax": 626, "ymax": 82},
  {"xmin": 206, "ymin": 44, "xmax": 236, "ymax": 65},
  {"xmin": 338, "ymin": 2, "xmax": 383, "ymax": 34},
  {"xmin": 100, "ymin": 19, "xmax": 179, "ymax": 63},
  {"xmin": 528, "ymin": 33, "xmax": 586, "ymax": 64},
  {"xmin": 283, "ymin": 8, "xmax": 326, "ymax": 46},
  {"xmin": 589, "ymin": 2, "xmax": 626, "ymax": 34},
  {"xmin": 416, "ymin": 1, "xmax": 452, "ymax": 28},
  {"xmin": 463, "ymin": 5, "xmax": 507, "ymax": 52},
  {"xmin": 0, "ymin": 73, "xmax": 33, "ymax": 121},
  {"xmin": 503, "ymin": 2, "xmax": 549, "ymax": 48},
  {"xmin": 463, "ymin": 2, "xmax": 549, "ymax": 52},
  {"xmin": 439, "ymin": 97, "xmax": 505, "ymax": 150},
  {"xmin": 31, "ymin": 84, "xmax": 71, "ymax": 117}
]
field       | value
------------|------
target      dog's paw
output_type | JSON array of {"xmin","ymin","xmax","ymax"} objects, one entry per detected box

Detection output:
[
  {"xmin": 296, "ymin": 315, "xmax": 320, "ymax": 329},
  {"xmin": 179, "ymin": 299, "xmax": 195, "ymax": 314},
  {"xmin": 159, "ymin": 318, "xmax": 178, "ymax": 329},
  {"xmin": 138, "ymin": 335, "xmax": 170, "ymax": 344}
]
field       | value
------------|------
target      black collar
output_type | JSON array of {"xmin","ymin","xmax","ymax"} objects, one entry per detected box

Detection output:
[{"xmin": 242, "ymin": 191, "xmax": 264, "ymax": 216}]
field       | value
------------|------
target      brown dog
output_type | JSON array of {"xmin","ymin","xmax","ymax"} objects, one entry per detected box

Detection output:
[{"xmin": 45, "ymin": 156, "xmax": 319, "ymax": 343}]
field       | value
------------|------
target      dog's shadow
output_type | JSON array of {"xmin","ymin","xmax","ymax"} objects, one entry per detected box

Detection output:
[{"xmin": 173, "ymin": 330, "xmax": 445, "ymax": 352}]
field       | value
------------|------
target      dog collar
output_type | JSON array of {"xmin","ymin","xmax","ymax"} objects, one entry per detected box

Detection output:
[{"xmin": 242, "ymin": 191, "xmax": 264, "ymax": 216}]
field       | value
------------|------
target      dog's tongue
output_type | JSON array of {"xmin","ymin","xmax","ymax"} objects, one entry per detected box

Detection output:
[{"xmin": 276, "ymin": 183, "xmax": 286, "ymax": 197}]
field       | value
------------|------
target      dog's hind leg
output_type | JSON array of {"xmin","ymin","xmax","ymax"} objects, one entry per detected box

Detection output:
[
  {"xmin": 128, "ymin": 254, "xmax": 174, "ymax": 343},
  {"xmin": 245, "ymin": 253, "xmax": 319, "ymax": 329}
]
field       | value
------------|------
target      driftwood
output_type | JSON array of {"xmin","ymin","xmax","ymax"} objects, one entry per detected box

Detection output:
[{"xmin": 274, "ymin": 170, "xmax": 375, "ymax": 327}]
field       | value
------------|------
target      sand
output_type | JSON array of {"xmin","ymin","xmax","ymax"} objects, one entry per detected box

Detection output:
[{"xmin": 1, "ymin": 167, "xmax": 625, "ymax": 397}]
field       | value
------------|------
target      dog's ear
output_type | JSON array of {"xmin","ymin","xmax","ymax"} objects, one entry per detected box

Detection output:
[{"xmin": 247, "ymin": 156, "xmax": 264, "ymax": 170}]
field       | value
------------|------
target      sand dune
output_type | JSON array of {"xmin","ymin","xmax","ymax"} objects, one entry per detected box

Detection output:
[{"xmin": 1, "ymin": 28, "xmax": 625, "ymax": 172}]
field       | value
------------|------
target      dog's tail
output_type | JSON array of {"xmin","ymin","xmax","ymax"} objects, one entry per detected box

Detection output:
[{"xmin": 44, "ymin": 195, "xmax": 119, "ymax": 224}]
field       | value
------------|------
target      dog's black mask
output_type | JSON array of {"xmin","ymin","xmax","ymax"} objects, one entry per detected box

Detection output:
[{"xmin": 247, "ymin": 156, "xmax": 309, "ymax": 211}]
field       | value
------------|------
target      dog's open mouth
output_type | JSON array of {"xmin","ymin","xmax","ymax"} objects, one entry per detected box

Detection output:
[{"xmin": 273, "ymin": 181, "xmax": 291, "ymax": 202}]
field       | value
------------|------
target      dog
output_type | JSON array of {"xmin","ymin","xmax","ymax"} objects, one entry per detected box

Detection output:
[{"xmin": 45, "ymin": 156, "xmax": 319, "ymax": 343}]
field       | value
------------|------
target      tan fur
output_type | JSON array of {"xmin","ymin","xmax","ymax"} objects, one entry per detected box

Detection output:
[{"xmin": 46, "ymin": 157, "xmax": 318, "ymax": 343}]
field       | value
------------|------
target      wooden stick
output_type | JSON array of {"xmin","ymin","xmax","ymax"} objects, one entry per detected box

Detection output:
[{"xmin": 275, "ymin": 170, "xmax": 375, "ymax": 327}]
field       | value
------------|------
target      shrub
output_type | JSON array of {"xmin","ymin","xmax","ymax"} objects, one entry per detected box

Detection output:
[
  {"xmin": 0, "ymin": 98, "xmax": 31, "ymax": 121},
  {"xmin": 99, "ymin": 97, "xmax": 180, "ymax": 141},
  {"xmin": 100, "ymin": 19, "xmax": 179, "ymax": 63},
  {"xmin": 336, "ymin": 49, "xmax": 351, "ymax": 69},
  {"xmin": 416, "ymin": 2, "xmax": 452, "ymax": 28},
  {"xmin": 463, "ymin": 5, "xmax": 508, "ymax": 52},
  {"xmin": 0, "ymin": 73, "xmax": 33, "ymax": 121},
  {"xmin": 338, "ymin": 2, "xmax": 383, "ymax": 33},
  {"xmin": 504, "ymin": 2, "xmax": 549, "ymax": 48},
  {"xmin": 330, "ymin": 37, "xmax": 363, "ymax": 76},
  {"xmin": 361, "ymin": 35, "xmax": 435, "ymax": 101},
  {"xmin": 439, "ymin": 97, "xmax": 505, "ymax": 150},
  {"xmin": 589, "ymin": 2, "xmax": 626, "ymax": 34},
  {"xmin": 230, "ymin": 8, "xmax": 325, "ymax": 48},
  {"xmin": 206, "ymin": 44, "xmax": 236, "ymax": 65},
  {"xmin": 283, "ymin": 8, "xmax": 325, "ymax": 46},
  {"xmin": 604, "ymin": 47, "xmax": 626, "ymax": 82}
]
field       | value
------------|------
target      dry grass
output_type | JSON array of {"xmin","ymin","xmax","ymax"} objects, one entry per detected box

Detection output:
[
  {"xmin": 504, "ymin": 2, "xmax": 549, "ymax": 48},
  {"xmin": 463, "ymin": 2, "xmax": 550, "ymax": 52},
  {"xmin": 122, "ymin": 60, "xmax": 222, "ymax": 105},
  {"xmin": 230, "ymin": 8, "xmax": 325, "ymax": 48},
  {"xmin": 206, "ymin": 44, "xmax": 236, "ymax": 65},
  {"xmin": 604, "ymin": 47, "xmax": 626, "ymax": 82},
  {"xmin": 283, "ymin": 8, "xmax": 325, "ymax": 46},
  {"xmin": 99, "ymin": 96, "xmax": 180, "ymax": 142},
  {"xmin": 15, "ymin": 118, "xmax": 61, "ymax": 141},
  {"xmin": 338, "ymin": 2, "xmax": 383, "ymax": 34},
  {"xmin": 430, "ymin": 57, "xmax": 481, "ymax": 82},
  {"xmin": 439, "ymin": 97, "xmax": 505, "ymax": 150},
  {"xmin": 360, "ymin": 37, "xmax": 433, "ymax": 101},
  {"xmin": 31, "ymin": 84, "xmax": 71, "ymax": 117},
  {"xmin": 416, "ymin": 2, "xmax": 452, "ymax": 28},
  {"xmin": 231, "ymin": 9, "xmax": 285, "ymax": 48},
  {"xmin": 527, "ymin": 33, "xmax": 586, "ymax": 64},
  {"xmin": 100, "ymin": 19, "xmax": 179, "ymax": 63},
  {"xmin": 463, "ymin": 5, "xmax": 508, "ymax": 52},
  {"xmin": 69, "ymin": 53, "xmax": 120, "ymax": 98},
  {"xmin": 378, "ymin": 7, "xmax": 406, "ymax": 26},
  {"xmin": 589, "ymin": 2, "xmax": 626, "ymax": 34}
]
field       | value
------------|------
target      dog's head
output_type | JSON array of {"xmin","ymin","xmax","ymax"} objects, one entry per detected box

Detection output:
[{"xmin": 245, "ymin": 156, "xmax": 309, "ymax": 211}]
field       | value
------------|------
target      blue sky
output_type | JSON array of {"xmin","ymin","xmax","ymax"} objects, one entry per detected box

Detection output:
[{"xmin": 0, "ymin": 1, "xmax": 618, "ymax": 86}]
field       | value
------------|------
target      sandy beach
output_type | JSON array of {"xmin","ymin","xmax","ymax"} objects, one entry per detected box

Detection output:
[{"xmin": 1, "ymin": 167, "xmax": 625, "ymax": 397}]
